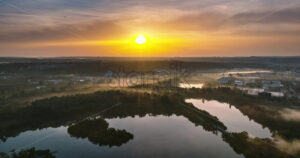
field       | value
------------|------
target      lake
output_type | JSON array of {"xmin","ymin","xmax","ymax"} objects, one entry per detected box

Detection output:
[
  {"xmin": 0, "ymin": 114, "xmax": 243, "ymax": 158},
  {"xmin": 186, "ymin": 99, "xmax": 272, "ymax": 138},
  {"xmin": 1, "ymin": 97, "xmax": 286, "ymax": 158}
]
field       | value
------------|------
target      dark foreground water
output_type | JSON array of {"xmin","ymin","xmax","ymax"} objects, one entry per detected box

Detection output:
[
  {"xmin": 0, "ymin": 99, "xmax": 280, "ymax": 158},
  {"xmin": 0, "ymin": 114, "xmax": 244, "ymax": 158}
]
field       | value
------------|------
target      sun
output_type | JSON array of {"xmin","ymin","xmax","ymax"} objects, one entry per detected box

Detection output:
[{"xmin": 135, "ymin": 35, "xmax": 146, "ymax": 44}]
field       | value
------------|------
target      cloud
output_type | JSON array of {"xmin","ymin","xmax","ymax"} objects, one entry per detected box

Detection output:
[
  {"xmin": 160, "ymin": 12, "xmax": 227, "ymax": 31},
  {"xmin": 0, "ymin": 20, "xmax": 126, "ymax": 43},
  {"xmin": 1, "ymin": 7, "xmax": 300, "ymax": 44},
  {"xmin": 230, "ymin": 7, "xmax": 300, "ymax": 24},
  {"xmin": 1, "ymin": 0, "xmax": 300, "ymax": 56},
  {"xmin": 135, "ymin": 7, "xmax": 300, "ymax": 36},
  {"xmin": 166, "ymin": 7, "xmax": 300, "ymax": 36}
]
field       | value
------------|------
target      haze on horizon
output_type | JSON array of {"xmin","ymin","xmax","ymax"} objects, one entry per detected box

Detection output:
[{"xmin": 0, "ymin": 0, "xmax": 300, "ymax": 57}]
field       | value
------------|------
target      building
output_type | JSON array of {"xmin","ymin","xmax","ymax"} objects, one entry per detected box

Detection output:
[
  {"xmin": 270, "ymin": 92, "xmax": 284, "ymax": 97},
  {"xmin": 271, "ymin": 81, "xmax": 282, "ymax": 88},
  {"xmin": 262, "ymin": 81, "xmax": 271, "ymax": 88},
  {"xmin": 36, "ymin": 86, "xmax": 47, "ymax": 89},
  {"xmin": 244, "ymin": 79, "xmax": 256, "ymax": 84},
  {"xmin": 259, "ymin": 91, "xmax": 284, "ymax": 98},
  {"xmin": 218, "ymin": 77, "xmax": 231, "ymax": 84},
  {"xmin": 48, "ymin": 79, "xmax": 63, "ymax": 84},
  {"xmin": 262, "ymin": 80, "xmax": 283, "ymax": 88},
  {"xmin": 104, "ymin": 71, "xmax": 113, "ymax": 78},
  {"xmin": 259, "ymin": 92, "xmax": 272, "ymax": 98},
  {"xmin": 247, "ymin": 88, "xmax": 264, "ymax": 95},
  {"xmin": 233, "ymin": 80, "xmax": 244, "ymax": 86}
]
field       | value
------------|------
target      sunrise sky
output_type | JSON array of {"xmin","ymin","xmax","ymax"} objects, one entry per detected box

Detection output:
[{"xmin": 0, "ymin": 0, "xmax": 300, "ymax": 57}]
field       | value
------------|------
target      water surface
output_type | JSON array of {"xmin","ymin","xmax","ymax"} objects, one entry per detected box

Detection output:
[
  {"xmin": 0, "ymin": 115, "xmax": 243, "ymax": 158},
  {"xmin": 186, "ymin": 99, "xmax": 272, "ymax": 138}
]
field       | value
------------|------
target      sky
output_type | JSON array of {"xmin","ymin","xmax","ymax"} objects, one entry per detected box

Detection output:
[{"xmin": 0, "ymin": 0, "xmax": 300, "ymax": 57}]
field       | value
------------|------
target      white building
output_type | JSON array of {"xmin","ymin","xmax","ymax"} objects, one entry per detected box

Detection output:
[
  {"xmin": 270, "ymin": 92, "xmax": 284, "ymax": 97},
  {"xmin": 247, "ymin": 88, "xmax": 264, "ymax": 95}
]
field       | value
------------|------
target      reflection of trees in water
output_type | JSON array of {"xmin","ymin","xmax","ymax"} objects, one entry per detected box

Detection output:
[
  {"xmin": 182, "ymin": 87, "xmax": 300, "ymax": 140},
  {"xmin": 181, "ymin": 87, "xmax": 300, "ymax": 157},
  {"xmin": 0, "ymin": 147, "xmax": 56, "ymax": 158},
  {"xmin": 222, "ymin": 132, "xmax": 294, "ymax": 158},
  {"xmin": 0, "ymin": 91, "xmax": 123, "ymax": 142},
  {"xmin": 68, "ymin": 118, "xmax": 133, "ymax": 147}
]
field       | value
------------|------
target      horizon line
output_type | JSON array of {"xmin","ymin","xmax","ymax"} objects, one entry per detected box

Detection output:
[{"xmin": 1, "ymin": 55, "xmax": 300, "ymax": 59}]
